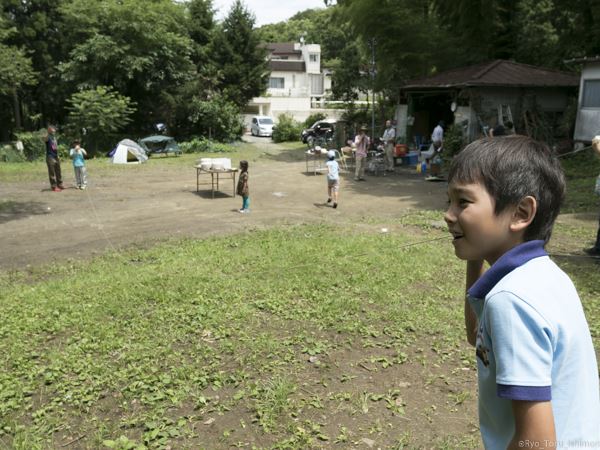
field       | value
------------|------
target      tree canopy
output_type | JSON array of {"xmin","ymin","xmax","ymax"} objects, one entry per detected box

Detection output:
[{"xmin": 0, "ymin": 0, "xmax": 594, "ymax": 143}]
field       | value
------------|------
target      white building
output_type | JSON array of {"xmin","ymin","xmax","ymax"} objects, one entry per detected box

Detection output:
[{"xmin": 245, "ymin": 42, "xmax": 341, "ymax": 127}]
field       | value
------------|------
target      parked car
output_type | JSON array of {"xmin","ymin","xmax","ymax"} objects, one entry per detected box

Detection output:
[
  {"xmin": 301, "ymin": 119, "xmax": 337, "ymax": 144},
  {"xmin": 250, "ymin": 116, "xmax": 275, "ymax": 137}
]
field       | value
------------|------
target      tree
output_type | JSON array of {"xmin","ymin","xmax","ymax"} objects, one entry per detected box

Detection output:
[
  {"xmin": 59, "ymin": 0, "xmax": 195, "ymax": 129},
  {"xmin": 66, "ymin": 86, "xmax": 136, "ymax": 153},
  {"xmin": 1, "ymin": 0, "xmax": 67, "ymax": 127},
  {"xmin": 513, "ymin": 0, "xmax": 560, "ymax": 67},
  {"xmin": 0, "ymin": 16, "xmax": 36, "ymax": 135},
  {"xmin": 211, "ymin": 0, "xmax": 268, "ymax": 108}
]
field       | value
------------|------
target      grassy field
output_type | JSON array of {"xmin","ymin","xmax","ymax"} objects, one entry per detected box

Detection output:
[
  {"xmin": 0, "ymin": 140, "xmax": 294, "ymax": 184},
  {"xmin": 0, "ymin": 146, "xmax": 599, "ymax": 449}
]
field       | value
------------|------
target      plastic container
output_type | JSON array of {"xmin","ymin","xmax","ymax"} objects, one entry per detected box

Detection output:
[
  {"xmin": 401, "ymin": 151, "xmax": 419, "ymax": 166},
  {"xmin": 395, "ymin": 144, "xmax": 408, "ymax": 157}
]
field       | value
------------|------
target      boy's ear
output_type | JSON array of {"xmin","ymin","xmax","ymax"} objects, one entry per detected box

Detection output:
[{"xmin": 510, "ymin": 196, "xmax": 537, "ymax": 232}]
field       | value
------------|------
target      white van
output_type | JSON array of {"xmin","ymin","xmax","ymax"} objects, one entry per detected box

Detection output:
[{"xmin": 250, "ymin": 116, "xmax": 275, "ymax": 137}]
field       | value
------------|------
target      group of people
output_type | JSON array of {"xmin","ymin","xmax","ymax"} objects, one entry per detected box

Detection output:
[{"xmin": 43, "ymin": 125, "xmax": 88, "ymax": 191}]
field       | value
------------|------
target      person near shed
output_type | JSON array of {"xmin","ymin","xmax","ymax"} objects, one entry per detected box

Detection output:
[
  {"xmin": 488, "ymin": 120, "xmax": 514, "ymax": 138},
  {"xmin": 43, "ymin": 125, "xmax": 64, "ymax": 192},
  {"xmin": 354, "ymin": 125, "xmax": 370, "ymax": 181},
  {"xmin": 584, "ymin": 135, "xmax": 600, "ymax": 256},
  {"xmin": 420, "ymin": 120, "xmax": 444, "ymax": 163},
  {"xmin": 382, "ymin": 119, "xmax": 396, "ymax": 172}
]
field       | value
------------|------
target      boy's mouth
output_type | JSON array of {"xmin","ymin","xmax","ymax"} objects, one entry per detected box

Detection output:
[{"xmin": 450, "ymin": 231, "xmax": 463, "ymax": 241}]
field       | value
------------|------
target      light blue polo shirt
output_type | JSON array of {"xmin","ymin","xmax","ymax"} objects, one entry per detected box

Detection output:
[{"xmin": 467, "ymin": 240, "xmax": 600, "ymax": 450}]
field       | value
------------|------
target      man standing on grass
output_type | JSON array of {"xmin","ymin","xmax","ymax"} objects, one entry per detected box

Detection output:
[{"xmin": 44, "ymin": 125, "xmax": 64, "ymax": 192}]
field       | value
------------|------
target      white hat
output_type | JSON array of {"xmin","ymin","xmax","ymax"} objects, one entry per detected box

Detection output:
[{"xmin": 327, "ymin": 150, "xmax": 335, "ymax": 159}]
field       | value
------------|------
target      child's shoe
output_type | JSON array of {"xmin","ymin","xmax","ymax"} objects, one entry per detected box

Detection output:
[
  {"xmin": 333, "ymin": 203, "xmax": 338, "ymax": 209},
  {"xmin": 52, "ymin": 186, "xmax": 62, "ymax": 192},
  {"xmin": 327, "ymin": 198, "xmax": 332, "ymax": 203}
]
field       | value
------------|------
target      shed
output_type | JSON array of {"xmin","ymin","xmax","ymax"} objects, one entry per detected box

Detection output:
[
  {"xmin": 567, "ymin": 56, "xmax": 600, "ymax": 143},
  {"xmin": 395, "ymin": 60, "xmax": 579, "ymax": 146}
]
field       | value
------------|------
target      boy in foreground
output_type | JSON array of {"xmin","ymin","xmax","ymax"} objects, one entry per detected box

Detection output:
[{"xmin": 445, "ymin": 136, "xmax": 600, "ymax": 449}]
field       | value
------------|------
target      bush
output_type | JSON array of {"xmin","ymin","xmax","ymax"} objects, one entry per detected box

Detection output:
[
  {"xmin": 303, "ymin": 112, "xmax": 327, "ymax": 129},
  {"xmin": 0, "ymin": 144, "xmax": 25, "ymax": 162},
  {"xmin": 14, "ymin": 131, "xmax": 45, "ymax": 161},
  {"xmin": 66, "ymin": 86, "xmax": 136, "ymax": 156},
  {"xmin": 179, "ymin": 137, "xmax": 234, "ymax": 154},
  {"xmin": 187, "ymin": 95, "xmax": 244, "ymax": 142},
  {"xmin": 272, "ymin": 114, "xmax": 302, "ymax": 143},
  {"xmin": 443, "ymin": 124, "xmax": 465, "ymax": 157}
]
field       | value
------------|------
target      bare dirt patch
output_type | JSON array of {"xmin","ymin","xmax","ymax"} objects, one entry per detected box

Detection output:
[{"xmin": 0, "ymin": 137, "xmax": 448, "ymax": 270}]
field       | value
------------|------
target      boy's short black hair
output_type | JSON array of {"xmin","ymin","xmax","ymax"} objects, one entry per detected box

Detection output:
[
  {"xmin": 448, "ymin": 136, "xmax": 565, "ymax": 243},
  {"xmin": 240, "ymin": 160, "xmax": 249, "ymax": 171}
]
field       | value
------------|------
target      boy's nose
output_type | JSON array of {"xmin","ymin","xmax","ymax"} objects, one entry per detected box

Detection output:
[{"xmin": 443, "ymin": 208, "xmax": 455, "ymax": 225}]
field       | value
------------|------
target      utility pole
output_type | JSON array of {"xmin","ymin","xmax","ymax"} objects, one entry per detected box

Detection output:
[{"xmin": 368, "ymin": 37, "xmax": 376, "ymax": 138}]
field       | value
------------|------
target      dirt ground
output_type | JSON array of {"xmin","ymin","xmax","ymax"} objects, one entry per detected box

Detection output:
[{"xmin": 0, "ymin": 136, "xmax": 449, "ymax": 270}]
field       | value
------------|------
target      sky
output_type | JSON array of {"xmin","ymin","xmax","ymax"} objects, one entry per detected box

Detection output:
[{"xmin": 213, "ymin": 0, "xmax": 326, "ymax": 27}]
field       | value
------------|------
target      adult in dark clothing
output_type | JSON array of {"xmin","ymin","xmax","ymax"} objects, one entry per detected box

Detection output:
[
  {"xmin": 44, "ymin": 125, "xmax": 64, "ymax": 191},
  {"xmin": 488, "ymin": 120, "xmax": 514, "ymax": 137}
]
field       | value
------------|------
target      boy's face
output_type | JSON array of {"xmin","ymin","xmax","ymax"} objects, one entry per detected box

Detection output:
[{"xmin": 444, "ymin": 181, "xmax": 518, "ymax": 265}]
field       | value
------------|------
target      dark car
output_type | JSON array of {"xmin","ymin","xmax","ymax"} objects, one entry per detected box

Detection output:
[{"xmin": 301, "ymin": 119, "xmax": 337, "ymax": 144}]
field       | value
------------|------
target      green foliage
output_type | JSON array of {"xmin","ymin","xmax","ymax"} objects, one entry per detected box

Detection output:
[
  {"xmin": 65, "ymin": 86, "xmax": 136, "ymax": 154},
  {"xmin": 0, "ymin": 144, "xmax": 25, "ymax": 163},
  {"xmin": 341, "ymin": 104, "xmax": 371, "ymax": 131},
  {"xmin": 443, "ymin": 124, "xmax": 465, "ymax": 157},
  {"xmin": 14, "ymin": 131, "xmax": 45, "ymax": 161},
  {"xmin": 272, "ymin": 114, "xmax": 302, "ymax": 143},
  {"xmin": 59, "ymin": 0, "xmax": 195, "ymax": 121},
  {"xmin": 303, "ymin": 112, "xmax": 327, "ymax": 128},
  {"xmin": 187, "ymin": 94, "xmax": 243, "ymax": 142},
  {"xmin": 211, "ymin": 0, "xmax": 268, "ymax": 108},
  {"xmin": 178, "ymin": 137, "xmax": 234, "ymax": 154}
]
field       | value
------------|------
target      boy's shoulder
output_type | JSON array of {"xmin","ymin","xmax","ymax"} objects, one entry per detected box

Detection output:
[
  {"xmin": 486, "ymin": 256, "xmax": 579, "ymax": 324},
  {"xmin": 490, "ymin": 256, "xmax": 571, "ymax": 295}
]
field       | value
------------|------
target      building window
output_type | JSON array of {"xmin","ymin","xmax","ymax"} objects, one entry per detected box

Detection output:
[
  {"xmin": 582, "ymin": 79, "xmax": 600, "ymax": 108},
  {"xmin": 309, "ymin": 54, "xmax": 318, "ymax": 63},
  {"xmin": 269, "ymin": 77, "xmax": 285, "ymax": 89}
]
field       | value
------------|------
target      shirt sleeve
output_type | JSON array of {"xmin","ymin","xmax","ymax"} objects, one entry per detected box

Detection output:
[{"xmin": 485, "ymin": 291, "xmax": 554, "ymax": 401}]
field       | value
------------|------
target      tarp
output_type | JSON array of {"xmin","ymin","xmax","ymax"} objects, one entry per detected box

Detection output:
[
  {"xmin": 139, "ymin": 135, "xmax": 181, "ymax": 155},
  {"xmin": 110, "ymin": 139, "xmax": 148, "ymax": 164}
]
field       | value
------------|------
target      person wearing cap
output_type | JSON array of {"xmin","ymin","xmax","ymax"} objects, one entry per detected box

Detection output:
[
  {"xmin": 382, "ymin": 119, "xmax": 396, "ymax": 172},
  {"xmin": 325, "ymin": 150, "xmax": 340, "ymax": 209},
  {"xmin": 354, "ymin": 125, "xmax": 370, "ymax": 181},
  {"xmin": 43, "ymin": 125, "xmax": 64, "ymax": 192}
]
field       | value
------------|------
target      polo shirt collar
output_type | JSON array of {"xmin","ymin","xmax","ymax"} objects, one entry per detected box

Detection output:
[{"xmin": 467, "ymin": 240, "xmax": 547, "ymax": 300}]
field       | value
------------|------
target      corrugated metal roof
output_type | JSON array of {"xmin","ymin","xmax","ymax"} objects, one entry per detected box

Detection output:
[
  {"xmin": 269, "ymin": 60, "xmax": 305, "ymax": 72},
  {"xmin": 403, "ymin": 60, "xmax": 579, "ymax": 90},
  {"xmin": 565, "ymin": 56, "xmax": 600, "ymax": 64},
  {"xmin": 265, "ymin": 43, "xmax": 301, "ymax": 55}
]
